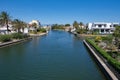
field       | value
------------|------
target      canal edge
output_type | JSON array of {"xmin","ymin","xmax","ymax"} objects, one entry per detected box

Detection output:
[
  {"xmin": 83, "ymin": 40, "xmax": 118, "ymax": 80},
  {"xmin": 0, "ymin": 37, "xmax": 32, "ymax": 48},
  {"xmin": 0, "ymin": 33, "xmax": 48, "ymax": 48}
]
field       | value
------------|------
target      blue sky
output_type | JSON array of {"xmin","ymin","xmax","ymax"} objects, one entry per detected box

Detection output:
[{"xmin": 0, "ymin": 0, "xmax": 120, "ymax": 24}]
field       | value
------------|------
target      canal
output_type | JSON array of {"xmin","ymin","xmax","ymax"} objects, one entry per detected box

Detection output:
[{"xmin": 0, "ymin": 30, "xmax": 107, "ymax": 80}]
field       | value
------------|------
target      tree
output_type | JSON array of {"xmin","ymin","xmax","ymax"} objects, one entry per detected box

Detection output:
[
  {"xmin": 32, "ymin": 23, "xmax": 37, "ymax": 33},
  {"xmin": 32, "ymin": 23, "xmax": 37, "ymax": 29},
  {"xmin": 113, "ymin": 26, "xmax": 120, "ymax": 38},
  {"xmin": 0, "ymin": 11, "xmax": 11, "ymax": 32},
  {"xmin": 12, "ymin": 19, "xmax": 26, "ymax": 33},
  {"xmin": 51, "ymin": 24, "xmax": 64, "ymax": 30},
  {"xmin": 21, "ymin": 21, "xmax": 27, "ymax": 32},
  {"xmin": 0, "ymin": 19, "xmax": 2, "ymax": 26},
  {"xmin": 73, "ymin": 21, "xmax": 79, "ymax": 29},
  {"xmin": 65, "ymin": 24, "xmax": 70, "ymax": 27},
  {"xmin": 113, "ymin": 26, "xmax": 120, "ymax": 49},
  {"xmin": 79, "ymin": 22, "xmax": 83, "ymax": 26}
]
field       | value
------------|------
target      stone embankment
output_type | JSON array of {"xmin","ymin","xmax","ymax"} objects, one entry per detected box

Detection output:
[
  {"xmin": 29, "ymin": 33, "xmax": 47, "ymax": 37},
  {"xmin": 0, "ymin": 37, "xmax": 32, "ymax": 48},
  {"xmin": 83, "ymin": 40, "xmax": 118, "ymax": 80},
  {"xmin": 0, "ymin": 32, "xmax": 48, "ymax": 48}
]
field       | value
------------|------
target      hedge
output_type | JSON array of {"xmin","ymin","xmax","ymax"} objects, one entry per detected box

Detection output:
[
  {"xmin": 86, "ymin": 38, "xmax": 120, "ymax": 71},
  {"xmin": 0, "ymin": 33, "xmax": 29, "ymax": 42},
  {"xmin": 37, "ymin": 28, "xmax": 46, "ymax": 33},
  {"xmin": 11, "ymin": 33, "xmax": 24, "ymax": 39},
  {"xmin": 0, "ymin": 34, "xmax": 12, "ymax": 42}
]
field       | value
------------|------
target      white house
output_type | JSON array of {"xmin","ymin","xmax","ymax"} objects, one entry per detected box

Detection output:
[
  {"xmin": 0, "ymin": 23, "xmax": 14, "ymax": 34},
  {"xmin": 88, "ymin": 22, "xmax": 120, "ymax": 34},
  {"xmin": 0, "ymin": 23, "xmax": 29, "ymax": 34},
  {"xmin": 29, "ymin": 20, "xmax": 40, "ymax": 28},
  {"xmin": 28, "ymin": 20, "xmax": 41, "ymax": 32}
]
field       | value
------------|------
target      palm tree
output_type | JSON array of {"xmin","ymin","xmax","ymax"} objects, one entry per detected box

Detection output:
[
  {"xmin": 20, "ymin": 21, "xmax": 27, "ymax": 33},
  {"xmin": 32, "ymin": 23, "xmax": 37, "ymax": 29},
  {"xmin": 79, "ymin": 22, "xmax": 84, "ymax": 29},
  {"xmin": 12, "ymin": 19, "xmax": 26, "ymax": 33},
  {"xmin": 73, "ymin": 21, "xmax": 79, "ymax": 29},
  {"xmin": 31, "ymin": 23, "xmax": 37, "ymax": 33},
  {"xmin": 80, "ymin": 22, "xmax": 83, "ymax": 26},
  {"xmin": 0, "ymin": 11, "xmax": 11, "ymax": 32},
  {"xmin": 0, "ymin": 19, "xmax": 2, "ymax": 26}
]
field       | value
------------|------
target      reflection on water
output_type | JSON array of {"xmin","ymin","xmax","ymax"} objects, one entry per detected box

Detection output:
[{"xmin": 0, "ymin": 30, "xmax": 106, "ymax": 80}]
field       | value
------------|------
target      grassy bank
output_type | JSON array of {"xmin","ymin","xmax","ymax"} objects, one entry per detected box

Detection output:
[
  {"xmin": 0, "ymin": 33, "xmax": 29, "ymax": 43},
  {"xmin": 86, "ymin": 38, "xmax": 120, "ymax": 72}
]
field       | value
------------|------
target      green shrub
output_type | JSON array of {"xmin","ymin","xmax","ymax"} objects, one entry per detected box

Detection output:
[
  {"xmin": 37, "ymin": 28, "xmax": 46, "ymax": 33},
  {"xmin": 51, "ymin": 24, "xmax": 65, "ymax": 30},
  {"xmin": 76, "ymin": 29, "xmax": 87, "ymax": 34},
  {"xmin": 86, "ymin": 38, "xmax": 120, "ymax": 71},
  {"xmin": 23, "ymin": 34, "xmax": 29, "ymax": 38},
  {"xmin": 0, "ymin": 34, "xmax": 12, "ymax": 42},
  {"xmin": 11, "ymin": 33, "xmax": 24, "ymax": 39},
  {"xmin": 95, "ymin": 36, "xmax": 102, "ymax": 42}
]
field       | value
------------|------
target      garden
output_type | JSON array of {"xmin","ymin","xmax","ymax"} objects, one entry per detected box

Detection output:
[
  {"xmin": 0, "ymin": 33, "xmax": 29, "ymax": 43},
  {"xmin": 86, "ymin": 34, "xmax": 120, "ymax": 72}
]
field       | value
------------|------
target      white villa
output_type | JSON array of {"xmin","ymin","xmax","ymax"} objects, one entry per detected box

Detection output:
[
  {"xmin": 0, "ymin": 23, "xmax": 14, "ymax": 34},
  {"xmin": 88, "ymin": 22, "xmax": 120, "ymax": 34},
  {"xmin": 29, "ymin": 20, "xmax": 40, "ymax": 28},
  {"xmin": 0, "ymin": 23, "xmax": 29, "ymax": 34}
]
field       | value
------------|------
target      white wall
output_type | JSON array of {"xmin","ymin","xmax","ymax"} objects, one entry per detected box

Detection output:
[{"xmin": 88, "ymin": 23, "xmax": 93, "ymax": 30}]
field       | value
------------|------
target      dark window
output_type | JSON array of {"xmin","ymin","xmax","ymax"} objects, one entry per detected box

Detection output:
[
  {"xmin": 111, "ymin": 30, "xmax": 114, "ymax": 32},
  {"xmin": 113, "ymin": 25, "xmax": 118, "ymax": 27},
  {"xmin": 104, "ymin": 24, "xmax": 106, "ymax": 27},
  {"xmin": 106, "ymin": 29, "xmax": 109, "ymax": 32},
  {"xmin": 101, "ymin": 29, "xmax": 104, "ymax": 32},
  {"xmin": 98, "ymin": 25, "xmax": 102, "ymax": 27},
  {"xmin": 94, "ymin": 24, "xmax": 96, "ymax": 27}
]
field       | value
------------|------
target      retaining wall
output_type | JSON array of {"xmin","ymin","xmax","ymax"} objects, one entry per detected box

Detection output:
[
  {"xmin": 0, "ymin": 37, "xmax": 32, "ymax": 48},
  {"xmin": 83, "ymin": 40, "xmax": 118, "ymax": 80}
]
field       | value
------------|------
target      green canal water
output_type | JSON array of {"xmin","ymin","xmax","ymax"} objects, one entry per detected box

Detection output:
[{"xmin": 0, "ymin": 30, "xmax": 107, "ymax": 80}]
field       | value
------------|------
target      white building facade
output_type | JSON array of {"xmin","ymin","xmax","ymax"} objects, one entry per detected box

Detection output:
[
  {"xmin": 88, "ymin": 22, "xmax": 120, "ymax": 34},
  {"xmin": 28, "ymin": 20, "xmax": 41, "ymax": 31},
  {"xmin": 29, "ymin": 20, "xmax": 40, "ymax": 28}
]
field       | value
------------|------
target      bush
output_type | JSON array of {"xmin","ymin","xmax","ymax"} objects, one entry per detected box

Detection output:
[
  {"xmin": 102, "ymin": 35, "xmax": 113, "ymax": 43},
  {"xmin": 86, "ymin": 38, "xmax": 120, "ymax": 71},
  {"xmin": 37, "ymin": 28, "xmax": 46, "ymax": 33},
  {"xmin": 0, "ymin": 34, "xmax": 12, "ymax": 42},
  {"xmin": 51, "ymin": 24, "xmax": 65, "ymax": 30},
  {"xmin": 95, "ymin": 36, "xmax": 102, "ymax": 42},
  {"xmin": 11, "ymin": 33, "xmax": 24, "ymax": 39},
  {"xmin": 23, "ymin": 34, "xmax": 29, "ymax": 38},
  {"xmin": 92, "ymin": 29, "xmax": 99, "ymax": 35},
  {"xmin": 0, "ymin": 33, "xmax": 29, "ymax": 43},
  {"xmin": 76, "ymin": 28, "xmax": 87, "ymax": 34}
]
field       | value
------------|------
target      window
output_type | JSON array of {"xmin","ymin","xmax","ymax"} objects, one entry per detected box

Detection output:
[
  {"xmin": 98, "ymin": 25, "xmax": 102, "ymax": 27},
  {"xmin": 92, "ymin": 24, "xmax": 96, "ymax": 27},
  {"xmin": 113, "ymin": 25, "xmax": 118, "ymax": 27},
  {"xmin": 104, "ymin": 24, "xmax": 106, "ymax": 27}
]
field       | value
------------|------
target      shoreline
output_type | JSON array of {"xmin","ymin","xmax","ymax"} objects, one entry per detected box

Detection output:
[
  {"xmin": 70, "ymin": 31, "xmax": 106, "ymax": 36},
  {"xmin": 0, "ymin": 33, "xmax": 47, "ymax": 48},
  {"xmin": 0, "ymin": 37, "xmax": 32, "ymax": 48},
  {"xmin": 71, "ymin": 31, "xmax": 119, "ymax": 79},
  {"xmin": 83, "ymin": 40, "xmax": 119, "ymax": 80},
  {"xmin": 29, "ymin": 32, "xmax": 47, "ymax": 37}
]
